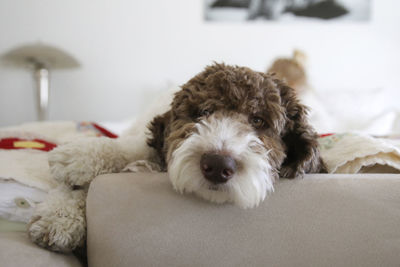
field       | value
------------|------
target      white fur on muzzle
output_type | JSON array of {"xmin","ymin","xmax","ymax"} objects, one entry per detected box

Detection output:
[{"xmin": 167, "ymin": 113, "xmax": 274, "ymax": 209}]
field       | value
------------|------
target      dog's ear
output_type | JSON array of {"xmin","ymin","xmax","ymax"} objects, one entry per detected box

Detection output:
[
  {"xmin": 147, "ymin": 110, "xmax": 171, "ymax": 169},
  {"xmin": 278, "ymin": 82, "xmax": 326, "ymax": 178}
]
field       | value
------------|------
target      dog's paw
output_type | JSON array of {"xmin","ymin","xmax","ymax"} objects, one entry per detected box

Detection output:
[
  {"xmin": 27, "ymin": 209, "xmax": 85, "ymax": 252},
  {"xmin": 280, "ymin": 164, "xmax": 305, "ymax": 179},
  {"xmin": 123, "ymin": 160, "xmax": 162, "ymax": 173},
  {"xmin": 27, "ymin": 189, "xmax": 86, "ymax": 252},
  {"xmin": 49, "ymin": 138, "xmax": 127, "ymax": 187}
]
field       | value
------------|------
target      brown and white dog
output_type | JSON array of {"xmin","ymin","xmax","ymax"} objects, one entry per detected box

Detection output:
[{"xmin": 28, "ymin": 63, "xmax": 326, "ymax": 252}]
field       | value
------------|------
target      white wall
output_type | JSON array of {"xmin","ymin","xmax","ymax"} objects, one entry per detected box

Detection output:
[{"xmin": 0, "ymin": 0, "xmax": 399, "ymax": 127}]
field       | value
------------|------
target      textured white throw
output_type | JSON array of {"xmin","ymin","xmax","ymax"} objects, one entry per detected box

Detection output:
[
  {"xmin": 319, "ymin": 133, "xmax": 400, "ymax": 173},
  {"xmin": 0, "ymin": 121, "xmax": 108, "ymax": 222}
]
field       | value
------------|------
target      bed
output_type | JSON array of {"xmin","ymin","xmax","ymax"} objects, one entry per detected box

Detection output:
[{"xmin": 0, "ymin": 86, "xmax": 399, "ymax": 265}]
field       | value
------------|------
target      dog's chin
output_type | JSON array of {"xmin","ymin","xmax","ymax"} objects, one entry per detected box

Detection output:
[
  {"xmin": 168, "ymin": 163, "xmax": 274, "ymax": 209},
  {"xmin": 194, "ymin": 183, "xmax": 232, "ymax": 204}
]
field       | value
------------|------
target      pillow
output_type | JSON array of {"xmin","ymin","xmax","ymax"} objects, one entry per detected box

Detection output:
[{"xmin": 302, "ymin": 88, "xmax": 399, "ymax": 135}]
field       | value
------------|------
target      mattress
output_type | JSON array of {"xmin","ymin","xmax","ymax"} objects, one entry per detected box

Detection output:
[
  {"xmin": 0, "ymin": 232, "xmax": 82, "ymax": 267},
  {"xmin": 0, "ymin": 218, "xmax": 26, "ymax": 232}
]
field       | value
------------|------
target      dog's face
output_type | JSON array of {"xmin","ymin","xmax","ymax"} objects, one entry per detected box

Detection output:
[{"xmin": 148, "ymin": 63, "xmax": 325, "ymax": 208}]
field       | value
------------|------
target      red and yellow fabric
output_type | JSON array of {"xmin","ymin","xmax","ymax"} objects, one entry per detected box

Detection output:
[{"xmin": 0, "ymin": 138, "xmax": 57, "ymax": 152}]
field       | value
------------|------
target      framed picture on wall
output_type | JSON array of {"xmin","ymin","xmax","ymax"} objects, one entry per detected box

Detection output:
[{"xmin": 204, "ymin": 0, "xmax": 371, "ymax": 22}]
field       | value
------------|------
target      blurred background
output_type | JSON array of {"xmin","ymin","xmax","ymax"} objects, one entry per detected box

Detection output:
[{"xmin": 0, "ymin": 0, "xmax": 399, "ymax": 134}]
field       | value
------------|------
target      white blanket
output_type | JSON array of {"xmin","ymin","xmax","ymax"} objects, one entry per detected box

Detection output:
[
  {"xmin": 0, "ymin": 121, "xmax": 120, "ymax": 223},
  {"xmin": 0, "ymin": 181, "xmax": 47, "ymax": 223},
  {"xmin": 0, "ymin": 146, "xmax": 54, "ymax": 222},
  {"xmin": 319, "ymin": 133, "xmax": 400, "ymax": 173}
]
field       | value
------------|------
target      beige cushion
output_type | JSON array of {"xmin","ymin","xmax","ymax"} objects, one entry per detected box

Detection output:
[
  {"xmin": 87, "ymin": 173, "xmax": 400, "ymax": 267},
  {"xmin": 0, "ymin": 231, "xmax": 82, "ymax": 267}
]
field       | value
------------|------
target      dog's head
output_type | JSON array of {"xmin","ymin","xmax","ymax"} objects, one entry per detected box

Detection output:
[{"xmin": 147, "ymin": 63, "xmax": 325, "ymax": 208}]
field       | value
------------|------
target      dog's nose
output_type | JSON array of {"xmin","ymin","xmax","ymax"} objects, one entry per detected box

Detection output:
[{"xmin": 200, "ymin": 153, "xmax": 237, "ymax": 184}]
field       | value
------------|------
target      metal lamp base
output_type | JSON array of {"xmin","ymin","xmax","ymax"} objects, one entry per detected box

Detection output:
[{"xmin": 33, "ymin": 63, "xmax": 49, "ymax": 121}]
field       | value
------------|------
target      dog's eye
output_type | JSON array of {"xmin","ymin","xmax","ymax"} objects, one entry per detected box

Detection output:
[
  {"xmin": 250, "ymin": 116, "xmax": 265, "ymax": 129},
  {"xmin": 199, "ymin": 109, "xmax": 212, "ymax": 117}
]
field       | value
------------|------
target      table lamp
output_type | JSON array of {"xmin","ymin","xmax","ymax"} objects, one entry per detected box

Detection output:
[{"xmin": 0, "ymin": 43, "xmax": 80, "ymax": 121}]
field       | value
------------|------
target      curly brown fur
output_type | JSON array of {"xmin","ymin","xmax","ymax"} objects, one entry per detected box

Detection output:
[{"xmin": 148, "ymin": 63, "xmax": 326, "ymax": 185}]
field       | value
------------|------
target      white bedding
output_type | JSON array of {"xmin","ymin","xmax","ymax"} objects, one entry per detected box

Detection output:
[
  {"xmin": 0, "ymin": 121, "xmax": 124, "ymax": 223},
  {"xmin": 301, "ymin": 88, "xmax": 400, "ymax": 135},
  {"xmin": 0, "ymin": 181, "xmax": 47, "ymax": 223},
  {"xmin": 319, "ymin": 133, "xmax": 400, "ymax": 173}
]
